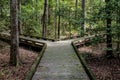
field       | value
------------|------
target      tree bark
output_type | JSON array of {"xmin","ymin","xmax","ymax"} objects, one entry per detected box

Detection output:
[
  {"xmin": 58, "ymin": 9, "xmax": 60, "ymax": 39},
  {"xmin": 54, "ymin": 0, "xmax": 58, "ymax": 39},
  {"xmin": 48, "ymin": 0, "xmax": 52, "ymax": 25},
  {"xmin": 42, "ymin": 0, "xmax": 48, "ymax": 38},
  {"xmin": 75, "ymin": 0, "xmax": 78, "ymax": 19},
  {"xmin": 81, "ymin": 0, "xmax": 86, "ymax": 37},
  {"xmin": 0, "ymin": 3, "xmax": 4, "ymax": 19},
  {"xmin": 18, "ymin": 0, "xmax": 22, "ymax": 34},
  {"xmin": 36, "ymin": 0, "xmax": 38, "ymax": 21},
  {"xmin": 0, "ymin": 4, "xmax": 3, "ymax": 18},
  {"xmin": 58, "ymin": 0, "xmax": 60, "ymax": 39},
  {"xmin": 10, "ymin": 0, "xmax": 19, "ymax": 66}
]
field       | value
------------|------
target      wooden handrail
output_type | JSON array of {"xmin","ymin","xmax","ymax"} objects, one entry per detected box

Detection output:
[{"xmin": 0, "ymin": 32, "xmax": 45, "ymax": 49}]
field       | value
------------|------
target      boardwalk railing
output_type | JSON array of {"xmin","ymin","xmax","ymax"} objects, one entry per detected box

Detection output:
[
  {"xmin": 0, "ymin": 32, "xmax": 47, "ymax": 80},
  {"xmin": 72, "ymin": 38, "xmax": 97, "ymax": 80},
  {"xmin": 0, "ymin": 32, "xmax": 46, "ymax": 51},
  {"xmin": 71, "ymin": 34, "xmax": 106, "ymax": 80}
]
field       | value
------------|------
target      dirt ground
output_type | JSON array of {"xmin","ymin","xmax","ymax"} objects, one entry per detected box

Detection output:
[
  {"xmin": 78, "ymin": 43, "xmax": 120, "ymax": 80},
  {"xmin": 0, "ymin": 41, "xmax": 38, "ymax": 80}
]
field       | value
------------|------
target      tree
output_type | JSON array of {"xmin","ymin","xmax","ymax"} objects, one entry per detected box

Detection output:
[
  {"xmin": 81, "ymin": 0, "xmax": 86, "ymax": 36},
  {"xmin": 42, "ymin": 0, "xmax": 48, "ymax": 38},
  {"xmin": 75, "ymin": 0, "xmax": 78, "ymax": 19},
  {"xmin": 18, "ymin": 0, "xmax": 22, "ymax": 34},
  {"xmin": 48, "ymin": 0, "xmax": 52, "ymax": 25},
  {"xmin": 36, "ymin": 0, "xmax": 38, "ymax": 21},
  {"xmin": 54, "ymin": 0, "xmax": 58, "ymax": 39},
  {"xmin": 0, "ymin": 1, "xmax": 3, "ymax": 18},
  {"xmin": 58, "ymin": 0, "xmax": 60, "ymax": 39},
  {"xmin": 9, "ymin": 0, "xmax": 19, "ymax": 66},
  {"xmin": 105, "ymin": 0, "xmax": 114, "ymax": 58}
]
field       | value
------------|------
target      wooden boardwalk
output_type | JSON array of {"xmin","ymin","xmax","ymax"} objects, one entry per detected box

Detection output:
[
  {"xmin": 0, "ymin": 32, "xmax": 89, "ymax": 80},
  {"xmin": 32, "ymin": 40, "xmax": 89, "ymax": 80}
]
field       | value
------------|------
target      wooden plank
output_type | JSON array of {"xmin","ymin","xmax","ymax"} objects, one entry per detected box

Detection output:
[{"xmin": 0, "ymin": 32, "xmax": 44, "ymax": 48}]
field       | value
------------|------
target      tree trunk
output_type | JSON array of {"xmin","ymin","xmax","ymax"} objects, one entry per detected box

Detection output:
[
  {"xmin": 48, "ymin": 0, "xmax": 52, "ymax": 25},
  {"xmin": 75, "ymin": 0, "xmax": 78, "ymax": 19},
  {"xmin": 0, "ymin": 4, "xmax": 3, "ymax": 19},
  {"xmin": 105, "ymin": 0, "xmax": 114, "ymax": 58},
  {"xmin": 42, "ymin": 0, "xmax": 48, "ymax": 38},
  {"xmin": 81, "ymin": 0, "xmax": 86, "ymax": 37},
  {"xmin": 18, "ymin": 0, "xmax": 22, "ymax": 34},
  {"xmin": 10, "ymin": 0, "xmax": 19, "ymax": 66},
  {"xmin": 58, "ymin": 10, "xmax": 60, "ymax": 39},
  {"xmin": 54, "ymin": 0, "xmax": 58, "ymax": 39},
  {"xmin": 36, "ymin": 0, "xmax": 38, "ymax": 21},
  {"xmin": 69, "ymin": 7, "xmax": 71, "ymax": 38},
  {"xmin": 58, "ymin": 0, "xmax": 60, "ymax": 39}
]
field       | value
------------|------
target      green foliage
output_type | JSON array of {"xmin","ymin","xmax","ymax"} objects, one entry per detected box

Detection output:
[
  {"xmin": 0, "ymin": 0, "xmax": 120, "ymax": 41},
  {"xmin": 90, "ymin": 35, "xmax": 104, "ymax": 46},
  {"xmin": 22, "ymin": 18, "xmax": 42, "ymax": 37},
  {"xmin": 0, "ymin": 20, "xmax": 6, "ymax": 32},
  {"xmin": 0, "ymin": 0, "xmax": 10, "ymax": 32},
  {"xmin": 20, "ymin": 1, "xmax": 44, "ymax": 37}
]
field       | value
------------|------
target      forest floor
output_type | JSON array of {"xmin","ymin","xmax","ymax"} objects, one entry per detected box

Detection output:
[
  {"xmin": 78, "ymin": 43, "xmax": 120, "ymax": 80},
  {"xmin": 0, "ymin": 40, "xmax": 38, "ymax": 80}
]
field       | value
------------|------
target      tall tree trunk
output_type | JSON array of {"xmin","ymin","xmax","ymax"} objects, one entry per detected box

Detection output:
[
  {"xmin": 0, "ymin": 4, "xmax": 3, "ymax": 19},
  {"xmin": 75, "ymin": 0, "xmax": 78, "ymax": 19},
  {"xmin": 58, "ymin": 0, "xmax": 60, "ymax": 39},
  {"xmin": 18, "ymin": 0, "xmax": 22, "ymax": 34},
  {"xmin": 81, "ymin": 0, "xmax": 86, "ymax": 36},
  {"xmin": 48, "ymin": 0, "xmax": 52, "ymax": 25},
  {"xmin": 105, "ymin": 0, "xmax": 114, "ymax": 58},
  {"xmin": 31, "ymin": 0, "xmax": 35, "ymax": 19},
  {"xmin": 69, "ymin": 7, "xmax": 71, "ymax": 38},
  {"xmin": 55, "ymin": 0, "xmax": 58, "ymax": 39},
  {"xmin": 36, "ymin": 0, "xmax": 38, "ymax": 21},
  {"xmin": 0, "ymin": 11, "xmax": 1, "ymax": 19},
  {"xmin": 42, "ymin": 0, "xmax": 48, "ymax": 38},
  {"xmin": 58, "ymin": 8, "xmax": 60, "ymax": 39},
  {"xmin": 10, "ymin": 0, "xmax": 19, "ymax": 66}
]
